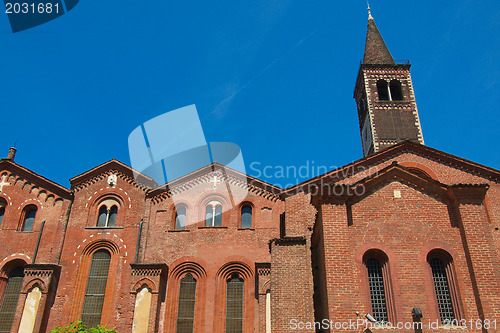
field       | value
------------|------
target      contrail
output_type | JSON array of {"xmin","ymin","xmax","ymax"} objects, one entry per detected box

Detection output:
[{"xmin": 211, "ymin": 30, "xmax": 316, "ymax": 116}]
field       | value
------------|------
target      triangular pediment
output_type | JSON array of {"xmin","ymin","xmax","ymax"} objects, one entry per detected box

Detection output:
[
  {"xmin": 0, "ymin": 159, "xmax": 72, "ymax": 200},
  {"xmin": 284, "ymin": 141, "xmax": 498, "ymax": 200},
  {"xmin": 69, "ymin": 159, "xmax": 157, "ymax": 192},
  {"xmin": 147, "ymin": 162, "xmax": 282, "ymax": 203},
  {"xmin": 310, "ymin": 162, "xmax": 488, "ymax": 206}
]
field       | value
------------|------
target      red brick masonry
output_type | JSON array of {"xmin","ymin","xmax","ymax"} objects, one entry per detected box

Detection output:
[{"xmin": 0, "ymin": 141, "xmax": 498, "ymax": 333}]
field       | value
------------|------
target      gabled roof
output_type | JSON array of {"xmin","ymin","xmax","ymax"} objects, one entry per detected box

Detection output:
[
  {"xmin": 311, "ymin": 161, "xmax": 489, "ymax": 206},
  {"xmin": 70, "ymin": 159, "xmax": 157, "ymax": 191},
  {"xmin": 0, "ymin": 159, "xmax": 72, "ymax": 199},
  {"xmin": 363, "ymin": 15, "xmax": 395, "ymax": 65},
  {"xmin": 282, "ymin": 141, "xmax": 500, "ymax": 196},
  {"xmin": 147, "ymin": 161, "xmax": 282, "ymax": 201}
]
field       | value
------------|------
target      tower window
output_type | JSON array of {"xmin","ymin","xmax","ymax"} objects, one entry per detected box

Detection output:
[
  {"xmin": 20, "ymin": 206, "xmax": 37, "ymax": 232},
  {"xmin": 175, "ymin": 205, "xmax": 187, "ymax": 230},
  {"xmin": 176, "ymin": 274, "xmax": 197, "ymax": 333},
  {"xmin": 97, "ymin": 204, "xmax": 118, "ymax": 227},
  {"xmin": 0, "ymin": 267, "xmax": 24, "ymax": 332},
  {"xmin": 81, "ymin": 250, "xmax": 111, "ymax": 327},
  {"xmin": 205, "ymin": 201, "xmax": 222, "ymax": 227},
  {"xmin": 376, "ymin": 80, "xmax": 390, "ymax": 100},
  {"xmin": 430, "ymin": 258, "xmax": 455, "ymax": 322},
  {"xmin": 377, "ymin": 79, "xmax": 404, "ymax": 101},
  {"xmin": 226, "ymin": 274, "xmax": 244, "ymax": 333},
  {"xmin": 240, "ymin": 205, "xmax": 252, "ymax": 229},
  {"xmin": 366, "ymin": 258, "xmax": 388, "ymax": 322},
  {"xmin": 389, "ymin": 80, "xmax": 403, "ymax": 100}
]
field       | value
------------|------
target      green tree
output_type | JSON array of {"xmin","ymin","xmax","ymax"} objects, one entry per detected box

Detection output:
[{"xmin": 51, "ymin": 321, "xmax": 118, "ymax": 333}]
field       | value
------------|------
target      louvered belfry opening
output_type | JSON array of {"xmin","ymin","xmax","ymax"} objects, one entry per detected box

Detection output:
[
  {"xmin": 366, "ymin": 258, "xmax": 388, "ymax": 322},
  {"xmin": 430, "ymin": 258, "xmax": 455, "ymax": 322},
  {"xmin": 225, "ymin": 274, "xmax": 244, "ymax": 333},
  {"xmin": 0, "ymin": 267, "xmax": 25, "ymax": 332},
  {"xmin": 176, "ymin": 274, "xmax": 197, "ymax": 333},
  {"xmin": 81, "ymin": 250, "xmax": 111, "ymax": 328}
]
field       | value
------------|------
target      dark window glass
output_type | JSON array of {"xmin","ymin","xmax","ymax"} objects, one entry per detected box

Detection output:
[
  {"xmin": 430, "ymin": 258, "xmax": 455, "ymax": 322},
  {"xmin": 176, "ymin": 274, "xmax": 197, "ymax": 333},
  {"xmin": 0, "ymin": 207, "xmax": 4, "ymax": 228},
  {"xmin": 107, "ymin": 206, "xmax": 118, "ymax": 227},
  {"xmin": 81, "ymin": 250, "xmax": 111, "ymax": 328},
  {"xmin": 366, "ymin": 258, "xmax": 388, "ymax": 322},
  {"xmin": 214, "ymin": 205, "xmax": 222, "ymax": 227},
  {"xmin": 205, "ymin": 206, "xmax": 213, "ymax": 226},
  {"xmin": 376, "ymin": 80, "xmax": 389, "ymax": 101},
  {"xmin": 0, "ymin": 267, "xmax": 24, "ymax": 333},
  {"xmin": 226, "ymin": 275, "xmax": 244, "ymax": 333},
  {"xmin": 97, "ymin": 206, "xmax": 108, "ymax": 227},
  {"xmin": 241, "ymin": 206, "xmax": 252, "ymax": 228},
  {"xmin": 22, "ymin": 208, "xmax": 36, "ymax": 232},
  {"xmin": 175, "ymin": 206, "xmax": 187, "ymax": 230},
  {"xmin": 389, "ymin": 80, "xmax": 403, "ymax": 100}
]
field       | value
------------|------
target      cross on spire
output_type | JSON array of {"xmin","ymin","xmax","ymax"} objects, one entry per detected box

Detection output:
[
  {"xmin": 209, "ymin": 174, "xmax": 223, "ymax": 189},
  {"xmin": 0, "ymin": 175, "xmax": 11, "ymax": 192}
]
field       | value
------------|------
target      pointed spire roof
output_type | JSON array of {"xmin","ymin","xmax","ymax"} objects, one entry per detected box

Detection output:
[{"xmin": 363, "ymin": 6, "xmax": 395, "ymax": 65}]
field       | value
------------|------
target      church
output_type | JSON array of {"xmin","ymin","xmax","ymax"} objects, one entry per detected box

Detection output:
[{"xmin": 0, "ymin": 9, "xmax": 498, "ymax": 333}]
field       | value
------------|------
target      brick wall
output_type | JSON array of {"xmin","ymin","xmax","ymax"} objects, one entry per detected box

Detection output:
[{"xmin": 0, "ymin": 144, "xmax": 499, "ymax": 333}]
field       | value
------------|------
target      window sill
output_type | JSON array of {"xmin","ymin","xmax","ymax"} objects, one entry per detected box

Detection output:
[
  {"xmin": 15, "ymin": 231, "xmax": 35, "ymax": 233},
  {"xmin": 237, "ymin": 228, "xmax": 255, "ymax": 231},
  {"xmin": 168, "ymin": 229, "xmax": 190, "ymax": 233},
  {"xmin": 198, "ymin": 226, "xmax": 228, "ymax": 229},
  {"xmin": 85, "ymin": 226, "xmax": 124, "ymax": 230}
]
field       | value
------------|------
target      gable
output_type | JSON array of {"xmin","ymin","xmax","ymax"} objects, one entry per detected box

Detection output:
[
  {"xmin": 70, "ymin": 159, "xmax": 156, "ymax": 193},
  {"xmin": 0, "ymin": 159, "xmax": 72, "ymax": 202},
  {"xmin": 148, "ymin": 162, "xmax": 282, "ymax": 205},
  {"xmin": 283, "ymin": 141, "xmax": 499, "ymax": 198}
]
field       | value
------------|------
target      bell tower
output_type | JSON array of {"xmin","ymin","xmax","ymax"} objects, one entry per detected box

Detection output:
[{"xmin": 354, "ymin": 7, "xmax": 424, "ymax": 156}]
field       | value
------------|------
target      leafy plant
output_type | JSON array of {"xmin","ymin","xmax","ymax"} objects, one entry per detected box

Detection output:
[{"xmin": 51, "ymin": 321, "xmax": 118, "ymax": 333}]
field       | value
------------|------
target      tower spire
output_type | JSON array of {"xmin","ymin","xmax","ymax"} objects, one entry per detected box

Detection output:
[
  {"xmin": 354, "ymin": 7, "xmax": 424, "ymax": 156},
  {"xmin": 363, "ymin": 5, "xmax": 395, "ymax": 65}
]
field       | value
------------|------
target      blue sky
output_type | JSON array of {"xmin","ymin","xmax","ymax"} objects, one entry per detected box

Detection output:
[{"xmin": 1, "ymin": 1, "xmax": 499, "ymax": 188}]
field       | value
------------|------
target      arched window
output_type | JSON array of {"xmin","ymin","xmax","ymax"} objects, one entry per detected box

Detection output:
[
  {"xmin": 241, "ymin": 206, "xmax": 252, "ymax": 229},
  {"xmin": 0, "ymin": 199, "xmax": 5, "ymax": 228},
  {"xmin": 226, "ymin": 274, "xmax": 244, "ymax": 333},
  {"xmin": 215, "ymin": 205, "xmax": 222, "ymax": 226},
  {"xmin": 21, "ymin": 206, "xmax": 37, "ymax": 232},
  {"xmin": 108, "ymin": 206, "xmax": 117, "ymax": 227},
  {"xmin": 81, "ymin": 250, "xmax": 111, "ymax": 327},
  {"xmin": 366, "ymin": 258, "xmax": 388, "ymax": 322},
  {"xmin": 205, "ymin": 206, "xmax": 212, "ymax": 226},
  {"xmin": 389, "ymin": 80, "xmax": 403, "ymax": 100},
  {"xmin": 205, "ymin": 201, "xmax": 222, "ymax": 227},
  {"xmin": 175, "ymin": 205, "xmax": 187, "ymax": 230},
  {"xmin": 428, "ymin": 252, "xmax": 459, "ymax": 323},
  {"xmin": 0, "ymin": 267, "xmax": 25, "ymax": 332},
  {"xmin": 96, "ymin": 204, "xmax": 118, "ymax": 227},
  {"xmin": 97, "ymin": 206, "xmax": 107, "ymax": 227},
  {"xmin": 376, "ymin": 80, "xmax": 389, "ymax": 101},
  {"xmin": 176, "ymin": 274, "xmax": 197, "ymax": 333}
]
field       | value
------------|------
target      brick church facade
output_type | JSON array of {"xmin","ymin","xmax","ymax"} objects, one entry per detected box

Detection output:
[{"xmin": 0, "ymin": 11, "xmax": 499, "ymax": 333}]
